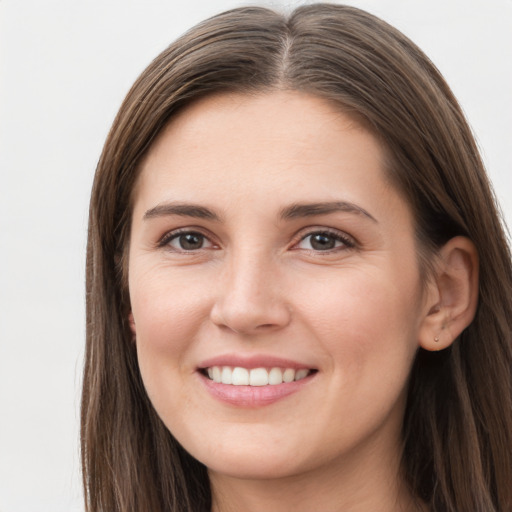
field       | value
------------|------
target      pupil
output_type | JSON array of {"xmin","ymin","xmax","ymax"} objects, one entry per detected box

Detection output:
[
  {"xmin": 180, "ymin": 233, "xmax": 203, "ymax": 250},
  {"xmin": 311, "ymin": 233, "xmax": 335, "ymax": 250}
]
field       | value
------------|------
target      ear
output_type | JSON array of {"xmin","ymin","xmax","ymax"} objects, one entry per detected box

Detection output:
[
  {"xmin": 419, "ymin": 236, "xmax": 479, "ymax": 351},
  {"xmin": 128, "ymin": 312, "xmax": 137, "ymax": 336}
]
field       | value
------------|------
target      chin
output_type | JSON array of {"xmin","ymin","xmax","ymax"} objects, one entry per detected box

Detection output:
[
  {"xmin": 204, "ymin": 451, "xmax": 307, "ymax": 481},
  {"xmin": 183, "ymin": 429, "xmax": 320, "ymax": 481}
]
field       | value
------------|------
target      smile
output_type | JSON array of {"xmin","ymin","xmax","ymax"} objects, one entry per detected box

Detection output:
[
  {"xmin": 204, "ymin": 366, "xmax": 313, "ymax": 386},
  {"xmin": 197, "ymin": 355, "xmax": 318, "ymax": 406}
]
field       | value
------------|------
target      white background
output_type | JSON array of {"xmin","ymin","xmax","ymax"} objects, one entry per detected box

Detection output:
[{"xmin": 0, "ymin": 1, "xmax": 510, "ymax": 511}]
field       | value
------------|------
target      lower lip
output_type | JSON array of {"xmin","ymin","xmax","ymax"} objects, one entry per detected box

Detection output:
[{"xmin": 198, "ymin": 372, "xmax": 316, "ymax": 407}]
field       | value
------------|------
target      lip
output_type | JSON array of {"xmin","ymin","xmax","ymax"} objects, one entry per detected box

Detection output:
[
  {"xmin": 198, "ymin": 371, "xmax": 316, "ymax": 407},
  {"xmin": 198, "ymin": 354, "xmax": 314, "ymax": 371},
  {"xmin": 196, "ymin": 354, "xmax": 318, "ymax": 408}
]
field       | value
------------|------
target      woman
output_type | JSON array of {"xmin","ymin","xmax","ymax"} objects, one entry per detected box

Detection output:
[{"xmin": 81, "ymin": 4, "xmax": 512, "ymax": 511}]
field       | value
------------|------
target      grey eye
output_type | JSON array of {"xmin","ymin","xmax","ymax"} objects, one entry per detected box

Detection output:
[
  {"xmin": 169, "ymin": 232, "xmax": 211, "ymax": 251},
  {"xmin": 296, "ymin": 231, "xmax": 351, "ymax": 251},
  {"xmin": 309, "ymin": 233, "xmax": 337, "ymax": 250}
]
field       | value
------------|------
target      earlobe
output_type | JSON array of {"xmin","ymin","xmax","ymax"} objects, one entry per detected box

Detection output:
[
  {"xmin": 419, "ymin": 236, "xmax": 479, "ymax": 351},
  {"xmin": 128, "ymin": 312, "xmax": 137, "ymax": 336}
]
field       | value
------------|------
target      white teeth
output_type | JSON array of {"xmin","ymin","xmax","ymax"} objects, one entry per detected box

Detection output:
[
  {"xmin": 231, "ymin": 367, "xmax": 249, "ymax": 385},
  {"xmin": 221, "ymin": 366, "xmax": 233, "ymax": 384},
  {"xmin": 212, "ymin": 366, "xmax": 222, "ymax": 383},
  {"xmin": 249, "ymin": 368, "xmax": 269, "ymax": 386},
  {"xmin": 283, "ymin": 368, "xmax": 295, "ymax": 383},
  {"xmin": 268, "ymin": 367, "xmax": 283, "ymax": 385},
  {"xmin": 205, "ymin": 366, "xmax": 312, "ymax": 386},
  {"xmin": 295, "ymin": 369, "xmax": 309, "ymax": 381}
]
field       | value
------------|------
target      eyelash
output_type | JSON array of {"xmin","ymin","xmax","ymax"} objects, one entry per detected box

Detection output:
[
  {"xmin": 157, "ymin": 227, "xmax": 356, "ymax": 253},
  {"xmin": 158, "ymin": 228, "xmax": 216, "ymax": 251},
  {"xmin": 294, "ymin": 228, "xmax": 356, "ymax": 252}
]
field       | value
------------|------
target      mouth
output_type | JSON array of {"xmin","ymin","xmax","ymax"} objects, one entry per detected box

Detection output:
[
  {"xmin": 197, "ymin": 355, "xmax": 318, "ymax": 406},
  {"xmin": 200, "ymin": 366, "xmax": 316, "ymax": 386}
]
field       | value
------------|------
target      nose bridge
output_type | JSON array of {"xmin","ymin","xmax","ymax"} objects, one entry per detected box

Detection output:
[{"xmin": 211, "ymin": 244, "xmax": 290, "ymax": 334}]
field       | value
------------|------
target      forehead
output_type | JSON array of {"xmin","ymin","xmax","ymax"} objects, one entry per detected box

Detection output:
[
  {"xmin": 134, "ymin": 91, "xmax": 392, "ymax": 202},
  {"xmin": 154, "ymin": 90, "xmax": 372, "ymax": 150}
]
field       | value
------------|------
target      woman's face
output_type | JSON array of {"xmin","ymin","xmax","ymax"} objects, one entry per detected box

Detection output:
[{"xmin": 128, "ymin": 91, "xmax": 431, "ymax": 481}]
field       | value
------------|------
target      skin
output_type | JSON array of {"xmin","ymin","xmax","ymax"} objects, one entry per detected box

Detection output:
[{"xmin": 127, "ymin": 91, "xmax": 457, "ymax": 511}]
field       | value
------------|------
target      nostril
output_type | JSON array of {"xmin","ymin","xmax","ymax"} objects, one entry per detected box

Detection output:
[{"xmin": 210, "ymin": 294, "xmax": 292, "ymax": 335}]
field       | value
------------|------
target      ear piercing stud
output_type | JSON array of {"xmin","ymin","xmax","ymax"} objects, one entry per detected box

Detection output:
[{"xmin": 434, "ymin": 324, "xmax": 447, "ymax": 343}]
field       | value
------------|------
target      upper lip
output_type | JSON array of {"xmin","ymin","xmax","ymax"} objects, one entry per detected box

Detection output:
[{"xmin": 198, "ymin": 354, "xmax": 316, "ymax": 370}]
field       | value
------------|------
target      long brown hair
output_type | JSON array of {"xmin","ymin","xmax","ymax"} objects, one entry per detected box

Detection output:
[{"xmin": 82, "ymin": 4, "xmax": 512, "ymax": 511}]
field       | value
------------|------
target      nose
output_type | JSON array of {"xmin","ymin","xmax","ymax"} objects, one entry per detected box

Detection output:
[{"xmin": 210, "ymin": 252, "xmax": 291, "ymax": 335}]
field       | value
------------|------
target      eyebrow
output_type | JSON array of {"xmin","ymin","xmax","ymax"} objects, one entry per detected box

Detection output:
[
  {"xmin": 280, "ymin": 201, "xmax": 377, "ymax": 222},
  {"xmin": 143, "ymin": 202, "xmax": 221, "ymax": 221},
  {"xmin": 143, "ymin": 200, "xmax": 377, "ymax": 223}
]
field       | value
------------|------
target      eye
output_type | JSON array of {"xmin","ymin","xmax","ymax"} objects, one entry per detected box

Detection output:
[
  {"xmin": 295, "ymin": 230, "xmax": 354, "ymax": 251},
  {"xmin": 163, "ymin": 231, "xmax": 215, "ymax": 251}
]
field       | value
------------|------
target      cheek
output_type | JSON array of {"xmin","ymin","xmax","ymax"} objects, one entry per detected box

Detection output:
[
  {"xmin": 297, "ymin": 264, "xmax": 423, "ymax": 375},
  {"xmin": 131, "ymin": 265, "xmax": 208, "ymax": 344},
  {"xmin": 129, "ymin": 269, "xmax": 210, "ymax": 401},
  {"xmin": 293, "ymin": 268, "xmax": 422, "ymax": 448}
]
